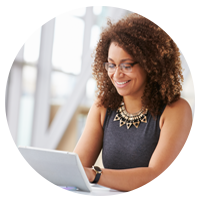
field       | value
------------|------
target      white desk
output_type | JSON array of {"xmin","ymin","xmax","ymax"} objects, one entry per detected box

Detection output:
[{"xmin": 3, "ymin": 186, "xmax": 152, "ymax": 197}]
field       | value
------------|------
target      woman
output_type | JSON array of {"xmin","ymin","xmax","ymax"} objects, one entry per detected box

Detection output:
[{"xmin": 73, "ymin": 13, "xmax": 192, "ymax": 192}]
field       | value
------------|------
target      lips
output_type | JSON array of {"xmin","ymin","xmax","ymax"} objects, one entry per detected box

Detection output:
[{"xmin": 114, "ymin": 80, "xmax": 130, "ymax": 88}]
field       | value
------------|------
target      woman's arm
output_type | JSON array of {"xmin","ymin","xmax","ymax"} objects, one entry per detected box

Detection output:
[
  {"xmin": 73, "ymin": 99, "xmax": 106, "ymax": 167},
  {"xmin": 84, "ymin": 98, "xmax": 192, "ymax": 191}
]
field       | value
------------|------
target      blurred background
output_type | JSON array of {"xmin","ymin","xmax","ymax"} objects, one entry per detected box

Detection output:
[{"xmin": 5, "ymin": 6, "xmax": 195, "ymax": 167}]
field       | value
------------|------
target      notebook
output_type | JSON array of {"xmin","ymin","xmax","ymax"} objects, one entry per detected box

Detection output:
[{"xmin": 18, "ymin": 146, "xmax": 92, "ymax": 192}]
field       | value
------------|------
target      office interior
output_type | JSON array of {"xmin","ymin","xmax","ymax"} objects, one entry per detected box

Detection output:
[{"xmin": 5, "ymin": 6, "xmax": 195, "ymax": 168}]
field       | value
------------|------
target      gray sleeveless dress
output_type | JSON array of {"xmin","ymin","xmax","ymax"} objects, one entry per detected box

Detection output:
[{"xmin": 102, "ymin": 106, "xmax": 166, "ymax": 169}]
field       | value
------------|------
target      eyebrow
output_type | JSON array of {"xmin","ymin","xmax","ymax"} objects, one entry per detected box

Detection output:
[{"xmin": 108, "ymin": 58, "xmax": 134, "ymax": 62}]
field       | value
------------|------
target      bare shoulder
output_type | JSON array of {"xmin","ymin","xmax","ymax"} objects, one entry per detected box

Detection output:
[
  {"xmin": 160, "ymin": 97, "xmax": 193, "ymax": 131},
  {"xmin": 165, "ymin": 98, "xmax": 192, "ymax": 115}
]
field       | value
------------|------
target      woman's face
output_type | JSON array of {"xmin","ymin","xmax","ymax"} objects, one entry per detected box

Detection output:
[{"xmin": 107, "ymin": 42, "xmax": 147, "ymax": 99}]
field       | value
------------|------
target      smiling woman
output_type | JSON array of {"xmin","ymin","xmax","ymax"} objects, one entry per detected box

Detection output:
[
  {"xmin": 79, "ymin": 13, "xmax": 192, "ymax": 196},
  {"xmin": 73, "ymin": 13, "xmax": 192, "ymax": 192}
]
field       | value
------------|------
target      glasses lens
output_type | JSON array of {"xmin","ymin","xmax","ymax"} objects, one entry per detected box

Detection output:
[
  {"xmin": 105, "ymin": 63, "xmax": 116, "ymax": 72},
  {"xmin": 121, "ymin": 63, "xmax": 132, "ymax": 73}
]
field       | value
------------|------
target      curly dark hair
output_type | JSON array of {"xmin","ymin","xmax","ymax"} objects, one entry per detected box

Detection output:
[{"xmin": 92, "ymin": 13, "xmax": 183, "ymax": 117}]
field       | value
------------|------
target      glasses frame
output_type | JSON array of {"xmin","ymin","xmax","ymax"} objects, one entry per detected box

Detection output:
[{"xmin": 104, "ymin": 61, "xmax": 139, "ymax": 73}]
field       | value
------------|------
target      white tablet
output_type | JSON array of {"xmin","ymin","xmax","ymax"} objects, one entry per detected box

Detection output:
[{"xmin": 18, "ymin": 146, "xmax": 92, "ymax": 192}]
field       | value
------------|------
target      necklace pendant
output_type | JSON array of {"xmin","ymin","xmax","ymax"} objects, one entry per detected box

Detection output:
[
  {"xmin": 119, "ymin": 119, "xmax": 126, "ymax": 127},
  {"xmin": 133, "ymin": 120, "xmax": 140, "ymax": 128},
  {"xmin": 140, "ymin": 115, "xmax": 147, "ymax": 123},
  {"xmin": 114, "ymin": 114, "xmax": 120, "ymax": 121},
  {"xmin": 126, "ymin": 121, "xmax": 132, "ymax": 129}
]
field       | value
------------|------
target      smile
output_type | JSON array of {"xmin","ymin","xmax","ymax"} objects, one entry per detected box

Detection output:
[
  {"xmin": 115, "ymin": 80, "xmax": 130, "ymax": 88},
  {"xmin": 116, "ymin": 81, "xmax": 129, "ymax": 85}
]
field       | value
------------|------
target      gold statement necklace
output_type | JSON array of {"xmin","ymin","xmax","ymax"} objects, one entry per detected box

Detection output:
[{"xmin": 114, "ymin": 102, "xmax": 148, "ymax": 129}]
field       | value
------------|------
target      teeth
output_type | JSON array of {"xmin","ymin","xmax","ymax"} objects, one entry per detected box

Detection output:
[{"xmin": 116, "ymin": 81, "xmax": 129, "ymax": 85}]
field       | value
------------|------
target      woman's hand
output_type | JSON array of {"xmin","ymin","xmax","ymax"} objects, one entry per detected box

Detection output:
[
  {"xmin": 84, "ymin": 167, "xmax": 96, "ymax": 183},
  {"xmin": 19, "ymin": 163, "xmax": 42, "ymax": 183}
]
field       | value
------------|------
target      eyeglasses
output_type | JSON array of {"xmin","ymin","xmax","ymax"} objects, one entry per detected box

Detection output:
[{"xmin": 104, "ymin": 62, "xmax": 138, "ymax": 73}]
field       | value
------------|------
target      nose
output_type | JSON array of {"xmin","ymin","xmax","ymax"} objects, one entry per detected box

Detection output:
[{"xmin": 113, "ymin": 65, "xmax": 123, "ymax": 78}]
